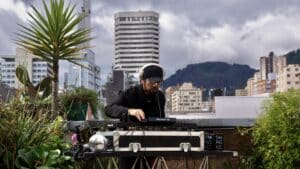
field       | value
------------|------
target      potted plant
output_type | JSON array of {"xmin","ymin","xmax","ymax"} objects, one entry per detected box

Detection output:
[{"xmin": 59, "ymin": 87, "xmax": 99, "ymax": 121}]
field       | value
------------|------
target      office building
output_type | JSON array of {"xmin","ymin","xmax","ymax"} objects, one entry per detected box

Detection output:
[
  {"xmin": 114, "ymin": 11, "xmax": 160, "ymax": 77},
  {"xmin": 67, "ymin": 49, "xmax": 101, "ymax": 91},
  {"xmin": 0, "ymin": 48, "xmax": 52, "ymax": 88},
  {"xmin": 67, "ymin": 0, "xmax": 101, "ymax": 91}
]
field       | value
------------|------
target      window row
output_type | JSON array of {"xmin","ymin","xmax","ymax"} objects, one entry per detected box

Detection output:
[
  {"xmin": 115, "ymin": 32, "xmax": 159, "ymax": 36},
  {"xmin": 115, "ymin": 56, "xmax": 159, "ymax": 60},
  {"xmin": 116, "ymin": 51, "xmax": 159, "ymax": 55},
  {"xmin": 116, "ymin": 42, "xmax": 159, "ymax": 45},
  {"xmin": 287, "ymin": 81, "xmax": 300, "ymax": 85},
  {"xmin": 115, "ymin": 27, "xmax": 158, "ymax": 32},
  {"xmin": 116, "ymin": 46, "xmax": 159, "ymax": 50},
  {"xmin": 115, "ymin": 37, "xmax": 159, "ymax": 41},
  {"xmin": 116, "ymin": 61, "xmax": 159, "ymax": 64}
]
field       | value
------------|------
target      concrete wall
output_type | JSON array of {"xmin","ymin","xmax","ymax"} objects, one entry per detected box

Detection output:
[{"xmin": 214, "ymin": 96, "xmax": 269, "ymax": 119}]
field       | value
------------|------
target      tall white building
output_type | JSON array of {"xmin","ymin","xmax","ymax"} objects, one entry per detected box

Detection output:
[
  {"xmin": 67, "ymin": 0, "xmax": 101, "ymax": 91},
  {"xmin": 114, "ymin": 11, "xmax": 160, "ymax": 77},
  {"xmin": 0, "ymin": 48, "xmax": 52, "ymax": 88}
]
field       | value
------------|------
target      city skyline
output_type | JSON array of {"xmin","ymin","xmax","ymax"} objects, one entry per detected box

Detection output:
[{"xmin": 1, "ymin": 0, "xmax": 300, "ymax": 81}]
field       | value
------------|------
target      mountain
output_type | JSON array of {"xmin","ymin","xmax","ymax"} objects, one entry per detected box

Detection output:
[
  {"xmin": 285, "ymin": 49, "xmax": 300, "ymax": 64},
  {"xmin": 163, "ymin": 62, "xmax": 257, "ymax": 96}
]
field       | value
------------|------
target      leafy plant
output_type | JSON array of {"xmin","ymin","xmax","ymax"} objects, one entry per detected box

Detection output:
[
  {"xmin": 59, "ymin": 87, "xmax": 100, "ymax": 120},
  {"xmin": 0, "ymin": 100, "xmax": 73, "ymax": 169},
  {"xmin": 15, "ymin": 0, "xmax": 92, "ymax": 119},
  {"xmin": 16, "ymin": 65, "xmax": 52, "ymax": 100},
  {"xmin": 252, "ymin": 89, "xmax": 300, "ymax": 169}
]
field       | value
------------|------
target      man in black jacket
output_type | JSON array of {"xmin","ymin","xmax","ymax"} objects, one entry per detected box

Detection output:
[
  {"xmin": 105, "ymin": 63, "xmax": 166, "ymax": 169},
  {"xmin": 105, "ymin": 63, "xmax": 165, "ymax": 122}
]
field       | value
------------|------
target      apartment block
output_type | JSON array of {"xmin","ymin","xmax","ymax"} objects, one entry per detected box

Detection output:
[
  {"xmin": 276, "ymin": 64, "xmax": 300, "ymax": 92},
  {"xmin": 0, "ymin": 48, "xmax": 52, "ymax": 88},
  {"xmin": 171, "ymin": 83, "xmax": 203, "ymax": 112},
  {"xmin": 165, "ymin": 85, "xmax": 180, "ymax": 112}
]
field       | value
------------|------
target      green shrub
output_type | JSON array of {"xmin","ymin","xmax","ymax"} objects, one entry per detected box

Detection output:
[
  {"xmin": 252, "ymin": 89, "xmax": 300, "ymax": 169},
  {"xmin": 0, "ymin": 101, "xmax": 73, "ymax": 169},
  {"xmin": 59, "ymin": 87, "xmax": 100, "ymax": 120}
]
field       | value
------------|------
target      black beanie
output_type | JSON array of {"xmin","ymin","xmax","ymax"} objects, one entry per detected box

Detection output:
[{"xmin": 142, "ymin": 65, "xmax": 163, "ymax": 82}]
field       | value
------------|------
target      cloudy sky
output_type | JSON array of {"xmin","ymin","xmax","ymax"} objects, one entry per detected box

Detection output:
[{"xmin": 1, "ymin": 0, "xmax": 300, "ymax": 82}]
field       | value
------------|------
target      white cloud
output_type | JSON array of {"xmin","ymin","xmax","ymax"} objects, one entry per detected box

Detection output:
[
  {"xmin": 0, "ymin": 0, "xmax": 27, "ymax": 22},
  {"xmin": 163, "ymin": 10, "xmax": 300, "ymax": 71},
  {"xmin": 2, "ymin": 0, "xmax": 300, "ymax": 80}
]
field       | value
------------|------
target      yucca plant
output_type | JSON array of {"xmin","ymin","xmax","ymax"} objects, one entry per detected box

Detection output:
[{"xmin": 15, "ymin": 0, "xmax": 92, "ymax": 119}]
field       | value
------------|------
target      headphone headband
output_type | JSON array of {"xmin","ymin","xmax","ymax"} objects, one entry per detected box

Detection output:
[{"xmin": 138, "ymin": 63, "xmax": 164, "ymax": 80}]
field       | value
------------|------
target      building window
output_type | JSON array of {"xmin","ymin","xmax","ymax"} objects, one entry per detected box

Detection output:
[
  {"xmin": 287, "ymin": 81, "xmax": 291, "ymax": 85},
  {"xmin": 287, "ymin": 74, "xmax": 290, "ymax": 77},
  {"xmin": 287, "ymin": 68, "xmax": 290, "ymax": 71},
  {"xmin": 119, "ymin": 17, "xmax": 126, "ymax": 21}
]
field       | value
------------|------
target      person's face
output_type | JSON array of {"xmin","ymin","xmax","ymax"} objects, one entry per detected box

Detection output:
[{"xmin": 141, "ymin": 79, "xmax": 162, "ymax": 94}]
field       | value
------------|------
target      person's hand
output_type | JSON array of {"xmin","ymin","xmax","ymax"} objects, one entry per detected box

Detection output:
[{"xmin": 128, "ymin": 109, "xmax": 145, "ymax": 121}]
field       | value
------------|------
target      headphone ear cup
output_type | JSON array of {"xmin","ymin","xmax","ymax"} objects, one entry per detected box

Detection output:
[{"xmin": 138, "ymin": 66, "xmax": 144, "ymax": 79}]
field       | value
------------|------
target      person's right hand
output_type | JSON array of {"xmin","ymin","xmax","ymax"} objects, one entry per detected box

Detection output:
[{"xmin": 128, "ymin": 109, "xmax": 145, "ymax": 121}]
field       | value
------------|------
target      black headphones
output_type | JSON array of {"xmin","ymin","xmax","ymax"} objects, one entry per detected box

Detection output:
[{"xmin": 139, "ymin": 63, "xmax": 165, "ymax": 117}]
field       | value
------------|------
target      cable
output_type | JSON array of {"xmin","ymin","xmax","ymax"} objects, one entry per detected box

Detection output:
[{"xmin": 157, "ymin": 91, "xmax": 162, "ymax": 117}]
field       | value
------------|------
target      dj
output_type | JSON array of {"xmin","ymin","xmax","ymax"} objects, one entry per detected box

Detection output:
[
  {"xmin": 105, "ymin": 63, "xmax": 166, "ymax": 169},
  {"xmin": 105, "ymin": 63, "xmax": 166, "ymax": 122}
]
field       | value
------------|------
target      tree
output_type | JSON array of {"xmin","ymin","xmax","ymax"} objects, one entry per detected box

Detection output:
[
  {"xmin": 15, "ymin": 0, "xmax": 91, "ymax": 119},
  {"xmin": 252, "ymin": 89, "xmax": 300, "ymax": 169}
]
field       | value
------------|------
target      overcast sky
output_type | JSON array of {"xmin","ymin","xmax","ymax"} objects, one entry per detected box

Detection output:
[{"xmin": 1, "ymin": 0, "xmax": 300, "ymax": 83}]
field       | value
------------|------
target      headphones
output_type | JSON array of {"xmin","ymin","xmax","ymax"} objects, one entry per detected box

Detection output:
[
  {"xmin": 138, "ymin": 63, "xmax": 165, "ymax": 80},
  {"xmin": 138, "ymin": 63, "xmax": 165, "ymax": 117}
]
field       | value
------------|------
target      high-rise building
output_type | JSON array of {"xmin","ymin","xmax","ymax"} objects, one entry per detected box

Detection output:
[
  {"xmin": 67, "ymin": 49, "xmax": 101, "ymax": 91},
  {"xmin": 274, "ymin": 55, "xmax": 287, "ymax": 74},
  {"xmin": 0, "ymin": 48, "xmax": 52, "ymax": 88},
  {"xmin": 114, "ymin": 11, "xmax": 160, "ymax": 77},
  {"xmin": 67, "ymin": 0, "xmax": 101, "ymax": 91},
  {"xmin": 78, "ymin": 0, "xmax": 91, "ymax": 48},
  {"xmin": 260, "ymin": 51, "xmax": 275, "ymax": 80}
]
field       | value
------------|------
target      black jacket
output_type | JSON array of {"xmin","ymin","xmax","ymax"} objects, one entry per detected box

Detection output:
[{"xmin": 105, "ymin": 84, "xmax": 165, "ymax": 122}]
